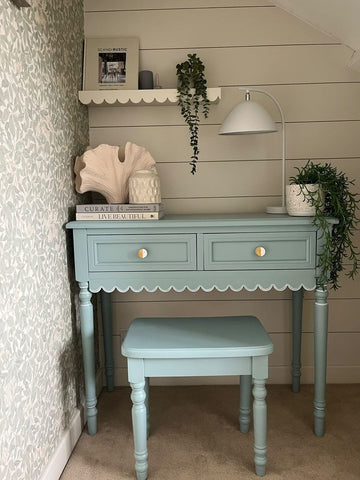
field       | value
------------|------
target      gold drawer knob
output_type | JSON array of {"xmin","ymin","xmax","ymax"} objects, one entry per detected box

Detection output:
[
  {"xmin": 255, "ymin": 246, "xmax": 266, "ymax": 257},
  {"xmin": 138, "ymin": 248, "xmax": 148, "ymax": 259}
]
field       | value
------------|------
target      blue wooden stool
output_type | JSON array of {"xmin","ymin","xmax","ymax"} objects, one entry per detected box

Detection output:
[{"xmin": 121, "ymin": 316, "xmax": 273, "ymax": 479}]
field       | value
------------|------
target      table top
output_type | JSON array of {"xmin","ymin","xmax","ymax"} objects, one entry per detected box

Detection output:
[{"xmin": 67, "ymin": 213, "xmax": 338, "ymax": 229}]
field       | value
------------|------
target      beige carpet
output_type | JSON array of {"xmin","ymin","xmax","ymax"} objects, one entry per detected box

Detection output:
[{"xmin": 61, "ymin": 384, "xmax": 360, "ymax": 479}]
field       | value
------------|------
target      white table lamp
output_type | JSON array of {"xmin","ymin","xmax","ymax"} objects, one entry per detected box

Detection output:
[{"xmin": 219, "ymin": 88, "xmax": 287, "ymax": 214}]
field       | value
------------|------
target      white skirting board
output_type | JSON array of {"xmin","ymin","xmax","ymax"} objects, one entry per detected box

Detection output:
[
  {"xmin": 39, "ymin": 408, "xmax": 83, "ymax": 480},
  {"xmin": 39, "ymin": 370, "xmax": 103, "ymax": 480}
]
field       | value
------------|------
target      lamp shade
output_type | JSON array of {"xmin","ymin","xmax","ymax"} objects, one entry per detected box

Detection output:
[{"xmin": 219, "ymin": 99, "xmax": 277, "ymax": 135}]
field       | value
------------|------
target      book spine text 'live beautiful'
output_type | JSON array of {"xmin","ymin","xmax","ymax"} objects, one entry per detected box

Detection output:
[{"xmin": 76, "ymin": 211, "xmax": 164, "ymax": 221}]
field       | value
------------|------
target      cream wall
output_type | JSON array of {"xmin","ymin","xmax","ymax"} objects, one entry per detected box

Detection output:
[
  {"xmin": 83, "ymin": 0, "xmax": 360, "ymax": 385},
  {"xmin": 1, "ymin": 1, "xmax": 88, "ymax": 479}
]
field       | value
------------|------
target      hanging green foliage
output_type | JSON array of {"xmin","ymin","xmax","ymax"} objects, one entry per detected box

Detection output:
[
  {"xmin": 176, "ymin": 54, "xmax": 210, "ymax": 174},
  {"xmin": 290, "ymin": 160, "xmax": 360, "ymax": 289}
]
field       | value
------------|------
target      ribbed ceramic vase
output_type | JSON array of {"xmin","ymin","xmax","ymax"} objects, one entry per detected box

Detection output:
[
  {"xmin": 129, "ymin": 169, "xmax": 161, "ymax": 204},
  {"xmin": 286, "ymin": 184, "xmax": 323, "ymax": 216}
]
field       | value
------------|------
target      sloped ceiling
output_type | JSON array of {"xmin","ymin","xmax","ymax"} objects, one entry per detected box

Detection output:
[{"xmin": 272, "ymin": 0, "xmax": 360, "ymax": 71}]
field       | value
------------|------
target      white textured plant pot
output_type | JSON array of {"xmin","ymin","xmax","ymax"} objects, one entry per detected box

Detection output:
[
  {"xmin": 286, "ymin": 184, "xmax": 323, "ymax": 216},
  {"xmin": 129, "ymin": 169, "xmax": 161, "ymax": 204}
]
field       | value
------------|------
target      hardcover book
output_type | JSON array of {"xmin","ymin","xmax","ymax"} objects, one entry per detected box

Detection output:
[
  {"xmin": 76, "ymin": 211, "xmax": 164, "ymax": 221},
  {"xmin": 76, "ymin": 203, "xmax": 163, "ymax": 213}
]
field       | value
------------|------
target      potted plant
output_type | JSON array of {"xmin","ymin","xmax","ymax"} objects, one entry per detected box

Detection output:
[
  {"xmin": 288, "ymin": 160, "xmax": 359, "ymax": 289},
  {"xmin": 176, "ymin": 53, "xmax": 210, "ymax": 174}
]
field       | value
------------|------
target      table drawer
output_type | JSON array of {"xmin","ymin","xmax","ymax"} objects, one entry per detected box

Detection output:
[
  {"xmin": 88, "ymin": 234, "xmax": 197, "ymax": 271},
  {"xmin": 203, "ymin": 232, "xmax": 316, "ymax": 270}
]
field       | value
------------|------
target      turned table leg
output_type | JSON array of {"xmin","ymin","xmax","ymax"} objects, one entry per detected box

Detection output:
[
  {"xmin": 100, "ymin": 291, "xmax": 114, "ymax": 392},
  {"xmin": 313, "ymin": 286, "xmax": 329, "ymax": 437},
  {"xmin": 239, "ymin": 374, "xmax": 252, "ymax": 433},
  {"xmin": 291, "ymin": 289, "xmax": 304, "ymax": 393},
  {"xmin": 79, "ymin": 282, "xmax": 97, "ymax": 435}
]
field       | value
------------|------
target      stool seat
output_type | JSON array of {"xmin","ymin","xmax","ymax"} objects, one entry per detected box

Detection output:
[
  {"xmin": 122, "ymin": 315, "xmax": 273, "ymax": 479},
  {"xmin": 122, "ymin": 316, "xmax": 273, "ymax": 358}
]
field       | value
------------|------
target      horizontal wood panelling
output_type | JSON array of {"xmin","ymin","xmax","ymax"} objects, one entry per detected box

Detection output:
[
  {"xmin": 301, "ymin": 300, "xmax": 360, "ymax": 332},
  {"xmin": 157, "ymin": 158, "xmax": 360, "ymax": 199},
  {"xmin": 85, "ymin": 0, "xmax": 274, "ymax": 12},
  {"xmin": 87, "ymin": 2, "xmax": 360, "ymax": 383},
  {"xmin": 110, "ymin": 299, "xmax": 294, "ymax": 333},
  {"xmin": 85, "ymin": 8, "xmax": 335, "ymax": 48},
  {"xmin": 302, "ymin": 333, "xmax": 360, "ymax": 366},
  {"xmin": 161, "ymin": 196, "xmax": 285, "ymax": 214},
  {"xmin": 89, "ymin": 123, "xmax": 360, "ymax": 162},
  {"xmin": 160, "ymin": 197, "xmax": 360, "ymax": 217},
  {"xmin": 158, "ymin": 161, "xmax": 282, "ymax": 198},
  {"xmin": 107, "ymin": 299, "xmax": 360, "ymax": 334},
  {"xmin": 138, "ymin": 46, "xmax": 358, "ymax": 88},
  {"xmin": 89, "ymin": 84, "xmax": 360, "ymax": 127}
]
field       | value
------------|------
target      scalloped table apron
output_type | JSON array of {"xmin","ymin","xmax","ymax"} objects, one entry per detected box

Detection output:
[{"xmin": 66, "ymin": 213, "xmax": 337, "ymax": 438}]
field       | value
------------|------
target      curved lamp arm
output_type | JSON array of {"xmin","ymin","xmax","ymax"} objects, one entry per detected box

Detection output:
[{"xmin": 239, "ymin": 87, "xmax": 286, "ymax": 211}]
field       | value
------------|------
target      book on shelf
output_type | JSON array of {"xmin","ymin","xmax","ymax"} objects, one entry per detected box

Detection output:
[
  {"xmin": 76, "ymin": 211, "xmax": 164, "ymax": 221},
  {"xmin": 76, "ymin": 203, "xmax": 163, "ymax": 213}
]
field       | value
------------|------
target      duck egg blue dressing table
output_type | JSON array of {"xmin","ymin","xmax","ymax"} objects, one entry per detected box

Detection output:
[{"xmin": 66, "ymin": 213, "xmax": 336, "ymax": 438}]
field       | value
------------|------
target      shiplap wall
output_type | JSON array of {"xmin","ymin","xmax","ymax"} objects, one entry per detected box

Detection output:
[{"xmin": 84, "ymin": 0, "xmax": 360, "ymax": 385}]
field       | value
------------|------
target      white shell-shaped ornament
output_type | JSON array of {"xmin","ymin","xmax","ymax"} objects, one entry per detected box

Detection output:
[{"xmin": 74, "ymin": 142, "xmax": 157, "ymax": 203}]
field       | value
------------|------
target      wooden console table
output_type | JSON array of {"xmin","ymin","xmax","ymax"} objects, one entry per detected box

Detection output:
[{"xmin": 66, "ymin": 213, "xmax": 336, "ymax": 437}]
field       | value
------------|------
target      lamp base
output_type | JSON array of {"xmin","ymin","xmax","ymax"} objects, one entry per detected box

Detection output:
[{"xmin": 266, "ymin": 205, "xmax": 287, "ymax": 214}]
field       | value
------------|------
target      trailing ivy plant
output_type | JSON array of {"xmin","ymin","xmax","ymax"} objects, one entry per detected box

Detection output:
[
  {"xmin": 289, "ymin": 160, "xmax": 359, "ymax": 289},
  {"xmin": 176, "ymin": 53, "xmax": 210, "ymax": 174}
]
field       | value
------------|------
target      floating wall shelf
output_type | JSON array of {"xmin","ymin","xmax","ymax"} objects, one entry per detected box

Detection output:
[{"xmin": 78, "ymin": 88, "xmax": 221, "ymax": 107}]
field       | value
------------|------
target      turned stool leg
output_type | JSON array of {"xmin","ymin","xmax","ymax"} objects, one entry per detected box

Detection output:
[
  {"xmin": 239, "ymin": 375, "xmax": 252, "ymax": 433},
  {"xmin": 130, "ymin": 381, "xmax": 148, "ymax": 480},
  {"xmin": 252, "ymin": 378, "xmax": 268, "ymax": 476}
]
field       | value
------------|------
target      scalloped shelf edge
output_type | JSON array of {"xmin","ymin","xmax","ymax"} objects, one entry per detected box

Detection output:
[{"xmin": 78, "ymin": 88, "xmax": 221, "ymax": 106}]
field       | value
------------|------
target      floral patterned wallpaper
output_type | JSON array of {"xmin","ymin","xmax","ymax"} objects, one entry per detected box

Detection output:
[{"xmin": 0, "ymin": 1, "xmax": 88, "ymax": 478}]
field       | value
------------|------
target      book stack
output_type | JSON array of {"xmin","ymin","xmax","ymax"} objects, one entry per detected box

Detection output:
[{"xmin": 76, "ymin": 203, "xmax": 164, "ymax": 221}]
